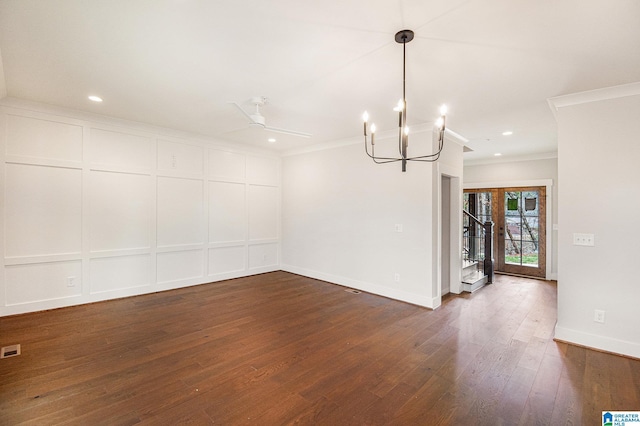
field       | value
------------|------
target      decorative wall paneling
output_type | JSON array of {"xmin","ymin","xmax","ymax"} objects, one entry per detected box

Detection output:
[{"xmin": 0, "ymin": 105, "xmax": 280, "ymax": 316}]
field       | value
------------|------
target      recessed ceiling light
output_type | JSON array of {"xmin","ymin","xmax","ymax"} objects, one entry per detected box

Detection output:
[
  {"xmin": 502, "ymin": 131, "xmax": 513, "ymax": 136},
  {"xmin": 494, "ymin": 153, "xmax": 502, "ymax": 156},
  {"xmin": 88, "ymin": 95, "xmax": 103, "ymax": 102},
  {"xmin": 267, "ymin": 138, "xmax": 276, "ymax": 143}
]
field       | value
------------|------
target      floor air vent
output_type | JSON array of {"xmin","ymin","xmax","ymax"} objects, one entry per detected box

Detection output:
[
  {"xmin": 344, "ymin": 289, "xmax": 361, "ymax": 294},
  {"xmin": 1, "ymin": 344, "xmax": 21, "ymax": 359}
]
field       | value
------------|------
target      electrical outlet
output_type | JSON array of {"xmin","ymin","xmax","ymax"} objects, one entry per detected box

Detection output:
[
  {"xmin": 67, "ymin": 276, "xmax": 76, "ymax": 287},
  {"xmin": 594, "ymin": 309, "xmax": 605, "ymax": 323},
  {"xmin": 394, "ymin": 273, "xmax": 400, "ymax": 283}
]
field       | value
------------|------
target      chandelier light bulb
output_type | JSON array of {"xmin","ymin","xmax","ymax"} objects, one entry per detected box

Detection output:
[
  {"xmin": 371, "ymin": 123, "xmax": 377, "ymax": 133},
  {"xmin": 436, "ymin": 117, "xmax": 444, "ymax": 129},
  {"xmin": 362, "ymin": 111, "xmax": 369, "ymax": 123},
  {"xmin": 394, "ymin": 99, "xmax": 404, "ymax": 112},
  {"xmin": 439, "ymin": 104, "xmax": 448, "ymax": 116}
]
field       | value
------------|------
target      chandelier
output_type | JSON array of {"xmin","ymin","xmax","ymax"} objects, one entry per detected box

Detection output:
[{"xmin": 362, "ymin": 29, "xmax": 447, "ymax": 172}]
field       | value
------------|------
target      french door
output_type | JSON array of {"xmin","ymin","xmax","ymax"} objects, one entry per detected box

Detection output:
[{"xmin": 464, "ymin": 186, "xmax": 546, "ymax": 279}]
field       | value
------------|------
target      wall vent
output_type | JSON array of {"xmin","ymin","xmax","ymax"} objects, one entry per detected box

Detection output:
[
  {"xmin": 344, "ymin": 289, "xmax": 361, "ymax": 294},
  {"xmin": 1, "ymin": 344, "xmax": 21, "ymax": 359}
]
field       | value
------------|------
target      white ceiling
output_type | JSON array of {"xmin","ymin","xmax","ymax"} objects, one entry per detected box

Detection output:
[{"xmin": 1, "ymin": 0, "xmax": 639, "ymax": 162}]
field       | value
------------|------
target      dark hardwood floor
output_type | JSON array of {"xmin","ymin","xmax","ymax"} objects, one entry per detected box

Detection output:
[{"xmin": 1, "ymin": 272, "xmax": 638, "ymax": 425}]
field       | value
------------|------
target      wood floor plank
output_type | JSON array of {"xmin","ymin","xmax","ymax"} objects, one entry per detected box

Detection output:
[
  {"xmin": 418, "ymin": 382, "xmax": 477, "ymax": 426},
  {"xmin": 457, "ymin": 339, "xmax": 528, "ymax": 425},
  {"xmin": 390, "ymin": 373, "xmax": 453, "ymax": 424},
  {"xmin": 357, "ymin": 382, "xmax": 417, "ymax": 425},
  {"xmin": 582, "ymin": 350, "xmax": 613, "ymax": 418},
  {"xmin": 608, "ymin": 356, "xmax": 639, "ymax": 410},
  {"xmin": 517, "ymin": 353, "xmax": 563, "ymax": 425},
  {"xmin": 495, "ymin": 365, "xmax": 538, "ymax": 425},
  {"xmin": 550, "ymin": 375, "xmax": 583, "ymax": 425},
  {"xmin": 287, "ymin": 396, "xmax": 341, "ymax": 425},
  {"xmin": 1, "ymin": 271, "xmax": 639, "ymax": 425}
]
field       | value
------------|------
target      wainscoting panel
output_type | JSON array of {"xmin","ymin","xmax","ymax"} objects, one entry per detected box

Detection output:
[
  {"xmin": 209, "ymin": 148, "xmax": 245, "ymax": 182},
  {"xmin": 248, "ymin": 184, "xmax": 278, "ymax": 241},
  {"xmin": 157, "ymin": 249, "xmax": 205, "ymax": 285},
  {"xmin": 6, "ymin": 114, "xmax": 83, "ymax": 162},
  {"xmin": 208, "ymin": 181, "xmax": 246, "ymax": 243},
  {"xmin": 90, "ymin": 128, "xmax": 154, "ymax": 170},
  {"xmin": 157, "ymin": 177, "xmax": 204, "ymax": 248},
  {"xmin": 157, "ymin": 139, "xmax": 204, "ymax": 175},
  {"xmin": 5, "ymin": 260, "xmax": 82, "ymax": 305},
  {"xmin": 246, "ymin": 155, "xmax": 278, "ymax": 186},
  {"xmin": 89, "ymin": 170, "xmax": 152, "ymax": 253},
  {"xmin": 248, "ymin": 243, "xmax": 278, "ymax": 269},
  {"xmin": 208, "ymin": 246, "xmax": 245, "ymax": 276},
  {"xmin": 4, "ymin": 163, "xmax": 82, "ymax": 258},
  {"xmin": 89, "ymin": 254, "xmax": 151, "ymax": 294}
]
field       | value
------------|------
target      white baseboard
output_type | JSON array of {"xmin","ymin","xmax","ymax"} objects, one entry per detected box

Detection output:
[
  {"xmin": 431, "ymin": 296, "xmax": 442, "ymax": 309},
  {"xmin": 554, "ymin": 325, "xmax": 640, "ymax": 359},
  {"xmin": 0, "ymin": 266, "xmax": 281, "ymax": 317},
  {"xmin": 281, "ymin": 264, "xmax": 435, "ymax": 309}
]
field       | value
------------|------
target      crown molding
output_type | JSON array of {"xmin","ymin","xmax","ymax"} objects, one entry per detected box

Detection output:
[
  {"xmin": 464, "ymin": 151, "xmax": 558, "ymax": 167},
  {"xmin": 0, "ymin": 97, "xmax": 279, "ymax": 157},
  {"xmin": 282, "ymin": 125, "xmax": 467, "ymax": 157},
  {"xmin": 547, "ymin": 81, "xmax": 640, "ymax": 120}
]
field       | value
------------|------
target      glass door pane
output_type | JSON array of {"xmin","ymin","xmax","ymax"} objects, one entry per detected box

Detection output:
[{"xmin": 504, "ymin": 191, "xmax": 540, "ymax": 267}]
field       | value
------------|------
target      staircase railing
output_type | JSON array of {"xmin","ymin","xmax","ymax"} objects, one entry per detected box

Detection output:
[{"xmin": 463, "ymin": 209, "xmax": 494, "ymax": 283}]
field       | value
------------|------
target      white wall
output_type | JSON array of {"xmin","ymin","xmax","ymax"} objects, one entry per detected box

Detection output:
[
  {"xmin": 433, "ymin": 132, "xmax": 465, "ymax": 300},
  {"xmin": 440, "ymin": 176, "xmax": 451, "ymax": 295},
  {"xmin": 550, "ymin": 82, "xmax": 640, "ymax": 358},
  {"xmin": 0, "ymin": 101, "xmax": 280, "ymax": 316},
  {"xmin": 464, "ymin": 157, "xmax": 558, "ymax": 279},
  {"xmin": 281, "ymin": 129, "xmax": 464, "ymax": 309}
]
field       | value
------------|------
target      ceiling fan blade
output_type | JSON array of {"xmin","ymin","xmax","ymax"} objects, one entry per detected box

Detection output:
[
  {"xmin": 264, "ymin": 125, "xmax": 312, "ymax": 138},
  {"xmin": 229, "ymin": 102, "xmax": 256, "ymax": 123}
]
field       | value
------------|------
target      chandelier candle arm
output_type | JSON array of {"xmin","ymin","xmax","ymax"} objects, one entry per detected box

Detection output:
[
  {"xmin": 361, "ymin": 29, "xmax": 449, "ymax": 172},
  {"xmin": 362, "ymin": 111, "xmax": 369, "ymax": 137}
]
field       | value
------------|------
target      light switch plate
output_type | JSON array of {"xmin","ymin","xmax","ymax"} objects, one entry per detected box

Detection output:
[{"xmin": 573, "ymin": 233, "xmax": 595, "ymax": 246}]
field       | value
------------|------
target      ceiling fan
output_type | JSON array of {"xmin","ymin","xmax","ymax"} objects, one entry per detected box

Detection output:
[{"xmin": 229, "ymin": 96, "xmax": 312, "ymax": 138}]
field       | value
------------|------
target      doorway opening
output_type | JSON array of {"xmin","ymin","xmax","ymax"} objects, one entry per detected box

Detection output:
[{"xmin": 464, "ymin": 186, "xmax": 546, "ymax": 279}]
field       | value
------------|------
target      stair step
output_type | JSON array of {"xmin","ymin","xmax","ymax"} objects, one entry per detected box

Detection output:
[
  {"xmin": 462, "ymin": 259, "xmax": 477, "ymax": 269},
  {"xmin": 462, "ymin": 270, "xmax": 488, "ymax": 293},
  {"xmin": 462, "ymin": 261, "xmax": 479, "ymax": 276},
  {"xmin": 462, "ymin": 269, "xmax": 484, "ymax": 282}
]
